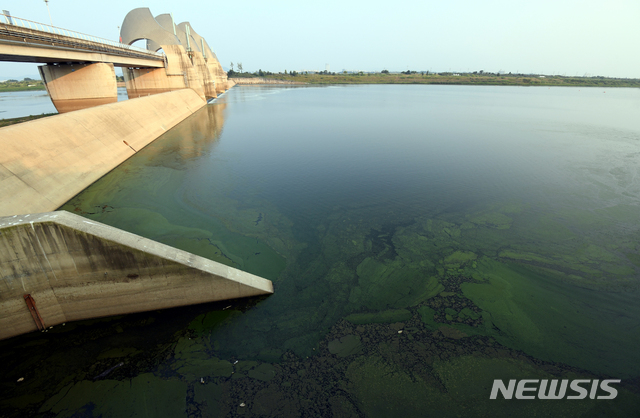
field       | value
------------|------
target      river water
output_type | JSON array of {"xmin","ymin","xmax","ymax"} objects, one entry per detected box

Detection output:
[
  {"xmin": 0, "ymin": 90, "xmax": 57, "ymax": 119},
  {"xmin": 1, "ymin": 85, "xmax": 640, "ymax": 417},
  {"xmin": 0, "ymin": 87, "xmax": 128, "ymax": 119}
]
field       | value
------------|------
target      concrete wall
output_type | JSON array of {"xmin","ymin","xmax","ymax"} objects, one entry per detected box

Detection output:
[
  {"xmin": 0, "ymin": 88, "xmax": 206, "ymax": 218},
  {"xmin": 172, "ymin": 22, "xmax": 229, "ymax": 95},
  {"xmin": 190, "ymin": 50, "xmax": 217, "ymax": 100},
  {"xmin": 0, "ymin": 211, "xmax": 273, "ymax": 340},
  {"xmin": 38, "ymin": 63, "xmax": 118, "ymax": 113},
  {"xmin": 123, "ymin": 67, "xmax": 186, "ymax": 98},
  {"xmin": 123, "ymin": 44, "xmax": 206, "ymax": 101},
  {"xmin": 163, "ymin": 45, "xmax": 206, "ymax": 101},
  {"xmin": 208, "ymin": 54, "xmax": 230, "ymax": 94}
]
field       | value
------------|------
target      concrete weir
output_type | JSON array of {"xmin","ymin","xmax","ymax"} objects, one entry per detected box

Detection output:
[
  {"xmin": 0, "ymin": 88, "xmax": 205, "ymax": 218},
  {"xmin": 0, "ymin": 211, "xmax": 274, "ymax": 341}
]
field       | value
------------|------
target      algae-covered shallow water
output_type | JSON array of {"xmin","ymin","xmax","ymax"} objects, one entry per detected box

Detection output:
[{"xmin": 2, "ymin": 85, "xmax": 640, "ymax": 416}]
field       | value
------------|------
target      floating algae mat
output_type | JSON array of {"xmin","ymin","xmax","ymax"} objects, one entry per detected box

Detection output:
[{"xmin": 2, "ymin": 85, "xmax": 640, "ymax": 416}]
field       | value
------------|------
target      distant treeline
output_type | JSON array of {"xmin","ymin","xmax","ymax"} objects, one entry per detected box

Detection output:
[
  {"xmin": 0, "ymin": 77, "xmax": 126, "ymax": 92},
  {"xmin": 3, "ymin": 72, "xmax": 636, "ymax": 91},
  {"xmin": 0, "ymin": 78, "xmax": 45, "ymax": 92},
  {"xmin": 227, "ymin": 69, "xmax": 277, "ymax": 78},
  {"xmin": 230, "ymin": 70, "xmax": 640, "ymax": 88}
]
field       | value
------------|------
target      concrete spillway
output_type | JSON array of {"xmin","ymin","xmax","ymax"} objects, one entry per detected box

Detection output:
[
  {"xmin": 0, "ymin": 88, "xmax": 206, "ymax": 218},
  {"xmin": 0, "ymin": 211, "xmax": 274, "ymax": 341}
]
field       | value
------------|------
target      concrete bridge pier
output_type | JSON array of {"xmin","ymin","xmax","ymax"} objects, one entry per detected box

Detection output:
[
  {"xmin": 38, "ymin": 63, "xmax": 118, "ymax": 114},
  {"xmin": 123, "ymin": 44, "xmax": 206, "ymax": 101}
]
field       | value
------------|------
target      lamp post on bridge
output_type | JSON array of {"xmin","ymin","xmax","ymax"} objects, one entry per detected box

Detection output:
[{"xmin": 44, "ymin": 0, "xmax": 52, "ymax": 26}]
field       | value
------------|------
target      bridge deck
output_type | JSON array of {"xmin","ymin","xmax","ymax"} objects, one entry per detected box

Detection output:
[{"xmin": 0, "ymin": 21, "xmax": 164, "ymax": 67}]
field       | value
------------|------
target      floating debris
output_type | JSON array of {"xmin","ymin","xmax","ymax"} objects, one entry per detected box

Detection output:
[
  {"xmin": 16, "ymin": 377, "xmax": 24, "ymax": 382},
  {"xmin": 93, "ymin": 362, "xmax": 124, "ymax": 381}
]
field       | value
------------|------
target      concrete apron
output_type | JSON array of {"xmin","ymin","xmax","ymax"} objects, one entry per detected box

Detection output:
[{"xmin": 0, "ymin": 211, "xmax": 274, "ymax": 341}]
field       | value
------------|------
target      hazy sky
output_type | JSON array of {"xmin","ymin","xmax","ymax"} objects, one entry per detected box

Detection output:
[{"xmin": 1, "ymin": 0, "xmax": 638, "ymax": 78}]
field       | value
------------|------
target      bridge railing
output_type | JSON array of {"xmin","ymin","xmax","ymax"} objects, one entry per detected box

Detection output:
[{"xmin": 0, "ymin": 13, "xmax": 162, "ymax": 58}]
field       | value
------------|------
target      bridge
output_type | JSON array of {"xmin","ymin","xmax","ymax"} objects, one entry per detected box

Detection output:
[
  {"xmin": 0, "ymin": 15, "xmax": 164, "ymax": 66},
  {"xmin": 0, "ymin": 9, "xmax": 230, "ymax": 113}
]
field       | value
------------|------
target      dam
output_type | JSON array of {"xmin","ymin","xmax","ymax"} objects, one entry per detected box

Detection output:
[{"xmin": 0, "ymin": 9, "xmax": 269, "ymax": 341}]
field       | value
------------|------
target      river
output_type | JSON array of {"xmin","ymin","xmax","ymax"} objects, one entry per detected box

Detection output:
[
  {"xmin": 0, "ymin": 87, "xmax": 129, "ymax": 119},
  {"xmin": 1, "ymin": 85, "xmax": 639, "ymax": 417}
]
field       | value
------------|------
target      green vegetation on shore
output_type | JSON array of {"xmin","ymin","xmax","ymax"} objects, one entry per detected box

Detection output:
[
  {"xmin": 0, "ymin": 78, "xmax": 45, "ymax": 92},
  {"xmin": 236, "ymin": 70, "xmax": 640, "ymax": 88},
  {"xmin": 0, "ymin": 113, "xmax": 56, "ymax": 128}
]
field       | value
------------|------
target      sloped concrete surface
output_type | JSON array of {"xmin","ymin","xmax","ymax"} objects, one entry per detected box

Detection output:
[
  {"xmin": 0, "ymin": 211, "xmax": 274, "ymax": 340},
  {"xmin": 0, "ymin": 89, "xmax": 206, "ymax": 218}
]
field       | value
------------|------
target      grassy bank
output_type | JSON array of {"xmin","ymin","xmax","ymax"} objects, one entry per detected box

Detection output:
[
  {"xmin": 0, "ymin": 79, "xmax": 46, "ymax": 92},
  {"xmin": 244, "ymin": 72, "xmax": 640, "ymax": 88},
  {"xmin": 0, "ymin": 113, "xmax": 56, "ymax": 128}
]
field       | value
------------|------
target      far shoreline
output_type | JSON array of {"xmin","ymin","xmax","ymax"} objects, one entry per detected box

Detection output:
[
  {"xmin": 2, "ymin": 73, "xmax": 637, "ymax": 94},
  {"xmin": 230, "ymin": 72, "xmax": 640, "ymax": 88},
  {"xmin": 0, "ymin": 113, "xmax": 56, "ymax": 128}
]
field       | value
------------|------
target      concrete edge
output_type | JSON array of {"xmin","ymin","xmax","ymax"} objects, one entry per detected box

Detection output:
[{"xmin": 0, "ymin": 211, "xmax": 274, "ymax": 295}]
